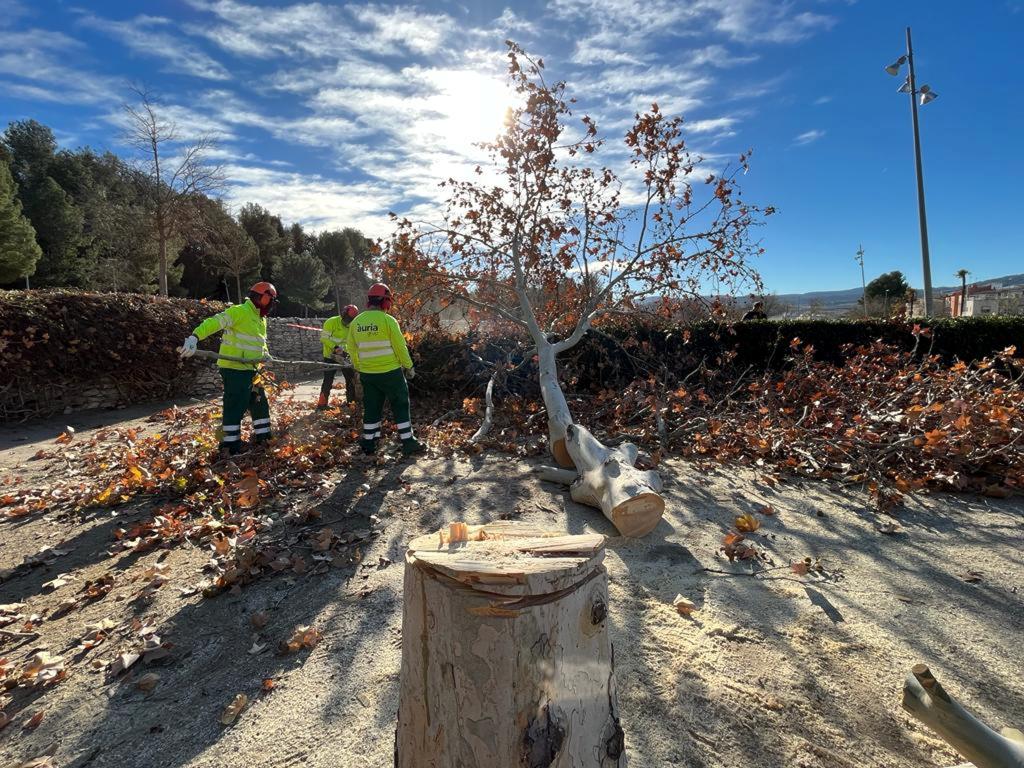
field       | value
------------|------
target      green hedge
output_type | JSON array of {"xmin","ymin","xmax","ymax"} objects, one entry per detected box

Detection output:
[
  {"xmin": 3, "ymin": 290, "xmax": 1021, "ymax": 417},
  {"xmin": 567, "ymin": 316, "xmax": 1024, "ymax": 389},
  {"xmin": 412, "ymin": 316, "xmax": 1024, "ymax": 396}
]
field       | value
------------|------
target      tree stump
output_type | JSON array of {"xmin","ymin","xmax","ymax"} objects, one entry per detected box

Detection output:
[{"xmin": 395, "ymin": 521, "xmax": 625, "ymax": 768}]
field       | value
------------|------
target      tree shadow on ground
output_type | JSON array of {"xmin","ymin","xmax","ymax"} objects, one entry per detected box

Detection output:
[{"xmin": 11, "ymin": 455, "xmax": 394, "ymax": 768}]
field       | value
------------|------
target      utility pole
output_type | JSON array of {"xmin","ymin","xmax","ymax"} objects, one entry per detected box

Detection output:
[
  {"xmin": 905, "ymin": 27, "xmax": 934, "ymax": 316},
  {"xmin": 855, "ymin": 244, "xmax": 867, "ymax": 317}
]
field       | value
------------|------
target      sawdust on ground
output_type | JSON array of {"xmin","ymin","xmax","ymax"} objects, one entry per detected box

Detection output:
[{"xmin": 0, "ymin": 391, "xmax": 1022, "ymax": 768}]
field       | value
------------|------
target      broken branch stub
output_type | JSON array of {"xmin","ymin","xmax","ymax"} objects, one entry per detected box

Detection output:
[
  {"xmin": 902, "ymin": 664, "xmax": 1024, "ymax": 768},
  {"xmin": 395, "ymin": 522, "xmax": 625, "ymax": 768},
  {"xmin": 561, "ymin": 423, "xmax": 665, "ymax": 538}
]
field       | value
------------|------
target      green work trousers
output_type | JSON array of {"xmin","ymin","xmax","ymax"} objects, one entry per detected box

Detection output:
[
  {"xmin": 220, "ymin": 368, "xmax": 271, "ymax": 452},
  {"xmin": 319, "ymin": 359, "xmax": 357, "ymax": 403},
  {"xmin": 359, "ymin": 368, "xmax": 413, "ymax": 454}
]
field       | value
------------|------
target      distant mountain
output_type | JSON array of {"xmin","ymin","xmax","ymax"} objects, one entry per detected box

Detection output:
[{"xmin": 772, "ymin": 272, "xmax": 1024, "ymax": 314}]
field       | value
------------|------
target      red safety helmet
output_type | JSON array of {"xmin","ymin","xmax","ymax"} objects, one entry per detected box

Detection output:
[
  {"xmin": 367, "ymin": 282, "xmax": 393, "ymax": 311},
  {"xmin": 342, "ymin": 304, "xmax": 359, "ymax": 323},
  {"xmin": 249, "ymin": 281, "xmax": 278, "ymax": 316}
]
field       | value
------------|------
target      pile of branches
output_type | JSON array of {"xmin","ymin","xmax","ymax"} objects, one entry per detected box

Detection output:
[
  {"xmin": 594, "ymin": 336, "xmax": 1023, "ymax": 508},
  {"xmin": 0, "ymin": 290, "xmax": 225, "ymax": 419}
]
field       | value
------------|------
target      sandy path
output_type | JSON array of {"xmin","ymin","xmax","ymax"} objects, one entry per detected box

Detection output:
[{"xmin": 0, "ymin": 396, "xmax": 1021, "ymax": 768}]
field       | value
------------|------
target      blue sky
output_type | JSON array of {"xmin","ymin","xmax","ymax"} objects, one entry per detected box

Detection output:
[{"xmin": 1, "ymin": 0, "xmax": 1021, "ymax": 294}]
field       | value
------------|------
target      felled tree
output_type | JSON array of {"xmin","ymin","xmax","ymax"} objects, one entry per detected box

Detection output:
[{"xmin": 388, "ymin": 42, "xmax": 770, "ymax": 536}]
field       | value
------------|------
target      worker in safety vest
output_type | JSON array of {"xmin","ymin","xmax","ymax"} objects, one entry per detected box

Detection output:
[
  {"xmin": 346, "ymin": 283, "xmax": 426, "ymax": 456},
  {"xmin": 179, "ymin": 282, "xmax": 278, "ymax": 455},
  {"xmin": 317, "ymin": 304, "xmax": 359, "ymax": 409}
]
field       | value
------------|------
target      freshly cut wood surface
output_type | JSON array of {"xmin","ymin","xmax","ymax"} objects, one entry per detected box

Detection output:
[
  {"xmin": 538, "ymin": 423, "xmax": 666, "ymax": 538},
  {"xmin": 407, "ymin": 521, "xmax": 605, "ymax": 596},
  {"xmin": 396, "ymin": 520, "xmax": 624, "ymax": 768}
]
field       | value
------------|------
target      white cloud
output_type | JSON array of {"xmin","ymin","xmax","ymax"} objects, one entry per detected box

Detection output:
[
  {"xmin": 0, "ymin": 30, "xmax": 118, "ymax": 104},
  {"xmin": 695, "ymin": 0, "xmax": 836, "ymax": 43},
  {"xmin": 492, "ymin": 8, "xmax": 540, "ymax": 37},
  {"xmin": 347, "ymin": 4, "xmax": 455, "ymax": 55},
  {"xmin": 185, "ymin": 0, "xmax": 456, "ymax": 59},
  {"xmin": 77, "ymin": 13, "xmax": 232, "ymax": 80},
  {"xmin": 221, "ymin": 164, "xmax": 398, "ymax": 235},
  {"xmin": 793, "ymin": 128, "xmax": 825, "ymax": 145},
  {"xmin": 686, "ymin": 117, "xmax": 738, "ymax": 135},
  {"xmin": 104, "ymin": 101, "xmax": 237, "ymax": 143}
]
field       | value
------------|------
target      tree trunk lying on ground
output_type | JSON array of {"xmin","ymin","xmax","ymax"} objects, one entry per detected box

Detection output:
[
  {"xmin": 902, "ymin": 664, "xmax": 1024, "ymax": 768},
  {"xmin": 538, "ymin": 423, "xmax": 665, "ymax": 538},
  {"xmin": 395, "ymin": 521, "xmax": 625, "ymax": 768}
]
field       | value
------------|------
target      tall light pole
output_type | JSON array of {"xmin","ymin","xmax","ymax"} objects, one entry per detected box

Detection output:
[
  {"xmin": 855, "ymin": 244, "xmax": 867, "ymax": 317},
  {"xmin": 884, "ymin": 27, "xmax": 938, "ymax": 316}
]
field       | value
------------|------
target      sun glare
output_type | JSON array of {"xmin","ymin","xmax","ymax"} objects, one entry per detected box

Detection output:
[{"xmin": 423, "ymin": 70, "xmax": 513, "ymax": 154}]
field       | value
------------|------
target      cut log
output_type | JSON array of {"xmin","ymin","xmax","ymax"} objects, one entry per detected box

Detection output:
[
  {"xmin": 902, "ymin": 664, "xmax": 1024, "ymax": 768},
  {"xmin": 547, "ymin": 423, "xmax": 664, "ymax": 538},
  {"xmin": 395, "ymin": 521, "xmax": 625, "ymax": 768}
]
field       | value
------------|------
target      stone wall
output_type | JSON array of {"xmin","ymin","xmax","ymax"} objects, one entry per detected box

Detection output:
[
  {"xmin": 0, "ymin": 365, "xmax": 222, "ymax": 421},
  {"xmin": 266, "ymin": 317, "xmax": 331, "ymax": 380}
]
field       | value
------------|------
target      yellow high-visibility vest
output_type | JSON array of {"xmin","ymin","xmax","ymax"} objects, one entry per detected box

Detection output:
[
  {"xmin": 192, "ymin": 299, "xmax": 267, "ymax": 371},
  {"xmin": 320, "ymin": 315, "xmax": 349, "ymax": 358},
  {"xmin": 346, "ymin": 309, "xmax": 412, "ymax": 374}
]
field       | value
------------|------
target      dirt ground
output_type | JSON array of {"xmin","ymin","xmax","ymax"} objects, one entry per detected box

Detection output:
[{"xmin": 1, "ymin": 385, "xmax": 1022, "ymax": 768}]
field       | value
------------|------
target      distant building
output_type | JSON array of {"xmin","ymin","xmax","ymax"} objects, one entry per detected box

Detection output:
[{"xmin": 945, "ymin": 283, "xmax": 1024, "ymax": 317}]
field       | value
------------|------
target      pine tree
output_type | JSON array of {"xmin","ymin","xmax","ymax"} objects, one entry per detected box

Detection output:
[{"xmin": 0, "ymin": 158, "xmax": 41, "ymax": 285}]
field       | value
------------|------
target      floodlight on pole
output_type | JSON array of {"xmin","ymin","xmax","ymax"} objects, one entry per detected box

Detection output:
[
  {"xmin": 919, "ymin": 84, "xmax": 938, "ymax": 105},
  {"xmin": 883, "ymin": 27, "xmax": 937, "ymax": 316},
  {"xmin": 884, "ymin": 56, "xmax": 907, "ymax": 76}
]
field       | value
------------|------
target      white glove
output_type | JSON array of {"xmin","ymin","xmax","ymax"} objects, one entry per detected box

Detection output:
[
  {"xmin": 179, "ymin": 335, "xmax": 198, "ymax": 358},
  {"xmin": 406, "ymin": 367, "xmax": 416, "ymax": 380}
]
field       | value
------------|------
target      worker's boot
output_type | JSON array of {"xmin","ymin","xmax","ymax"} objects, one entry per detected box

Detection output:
[
  {"xmin": 401, "ymin": 438, "xmax": 428, "ymax": 457},
  {"xmin": 315, "ymin": 393, "xmax": 329, "ymax": 411},
  {"xmin": 217, "ymin": 441, "xmax": 249, "ymax": 460}
]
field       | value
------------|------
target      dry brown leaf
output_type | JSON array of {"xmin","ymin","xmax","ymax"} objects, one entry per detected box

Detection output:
[
  {"xmin": 250, "ymin": 611, "xmax": 269, "ymax": 629},
  {"xmin": 220, "ymin": 693, "xmax": 248, "ymax": 726},
  {"xmin": 279, "ymin": 625, "xmax": 322, "ymax": 654},
  {"xmin": 23, "ymin": 710, "xmax": 44, "ymax": 731},
  {"xmin": 41, "ymin": 574, "xmax": 72, "ymax": 591},
  {"xmin": 672, "ymin": 594, "xmax": 697, "ymax": 615},
  {"xmin": 136, "ymin": 673, "xmax": 160, "ymax": 692},
  {"xmin": 108, "ymin": 652, "xmax": 140, "ymax": 678},
  {"xmin": 791, "ymin": 559, "xmax": 811, "ymax": 576},
  {"xmin": 236, "ymin": 475, "xmax": 260, "ymax": 508},
  {"xmin": 735, "ymin": 513, "xmax": 760, "ymax": 532},
  {"xmin": 261, "ymin": 678, "xmax": 275, "ymax": 692}
]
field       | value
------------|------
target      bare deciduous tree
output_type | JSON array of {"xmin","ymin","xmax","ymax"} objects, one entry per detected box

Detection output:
[
  {"xmin": 388, "ymin": 43, "xmax": 771, "ymax": 536},
  {"xmin": 122, "ymin": 86, "xmax": 224, "ymax": 296}
]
